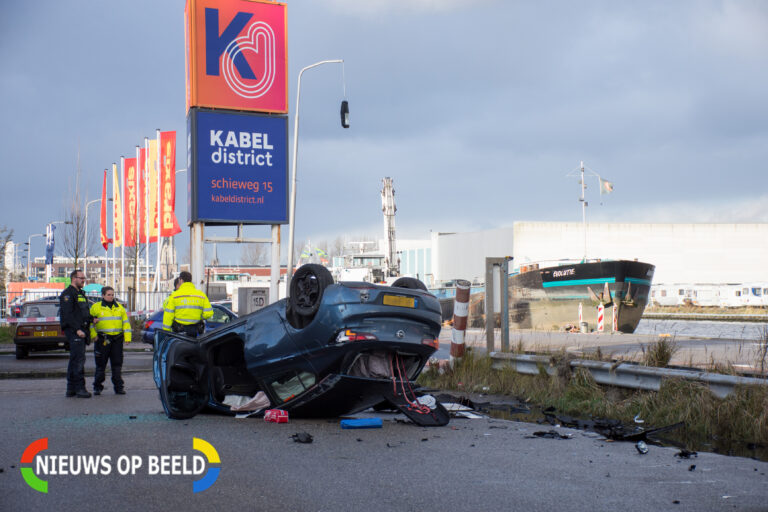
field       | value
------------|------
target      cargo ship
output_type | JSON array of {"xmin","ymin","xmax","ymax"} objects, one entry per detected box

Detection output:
[{"xmin": 509, "ymin": 259, "xmax": 655, "ymax": 333}]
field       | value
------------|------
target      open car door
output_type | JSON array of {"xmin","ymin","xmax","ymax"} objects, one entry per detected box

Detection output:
[{"xmin": 153, "ymin": 332, "xmax": 209, "ymax": 419}]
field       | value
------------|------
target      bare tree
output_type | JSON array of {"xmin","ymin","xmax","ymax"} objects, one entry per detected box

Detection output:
[
  {"xmin": 0, "ymin": 225, "xmax": 14, "ymax": 289},
  {"xmin": 61, "ymin": 198, "xmax": 87, "ymax": 269},
  {"xmin": 60, "ymin": 150, "xmax": 99, "ymax": 269},
  {"xmin": 241, "ymin": 243, "xmax": 268, "ymax": 265}
]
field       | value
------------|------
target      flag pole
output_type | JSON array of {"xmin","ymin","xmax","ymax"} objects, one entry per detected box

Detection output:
[
  {"xmin": 120, "ymin": 156, "xmax": 125, "ymax": 294},
  {"xmin": 154, "ymin": 129, "xmax": 162, "ymax": 292},
  {"xmin": 144, "ymin": 137, "xmax": 150, "ymax": 309},
  {"xmin": 111, "ymin": 164, "xmax": 116, "ymax": 289}
]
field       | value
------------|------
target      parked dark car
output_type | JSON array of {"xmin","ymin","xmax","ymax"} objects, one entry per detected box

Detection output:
[
  {"xmin": 153, "ymin": 266, "xmax": 449, "ymax": 426},
  {"xmin": 141, "ymin": 303, "xmax": 238, "ymax": 344},
  {"xmin": 13, "ymin": 300, "xmax": 68, "ymax": 359}
]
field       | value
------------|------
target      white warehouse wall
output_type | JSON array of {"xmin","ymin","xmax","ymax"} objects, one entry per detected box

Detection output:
[{"xmin": 432, "ymin": 228, "xmax": 515, "ymax": 284}]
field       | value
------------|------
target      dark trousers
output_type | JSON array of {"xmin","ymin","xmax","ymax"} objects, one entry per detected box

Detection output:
[
  {"xmin": 65, "ymin": 330, "xmax": 86, "ymax": 392},
  {"xmin": 93, "ymin": 336, "xmax": 124, "ymax": 392}
]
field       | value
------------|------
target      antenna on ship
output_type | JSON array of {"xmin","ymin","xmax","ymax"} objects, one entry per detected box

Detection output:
[{"xmin": 567, "ymin": 161, "xmax": 613, "ymax": 263}]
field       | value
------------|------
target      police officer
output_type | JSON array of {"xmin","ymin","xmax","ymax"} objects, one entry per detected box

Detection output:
[
  {"xmin": 90, "ymin": 286, "xmax": 131, "ymax": 395},
  {"xmin": 162, "ymin": 271, "xmax": 213, "ymax": 337},
  {"xmin": 60, "ymin": 269, "xmax": 92, "ymax": 398}
]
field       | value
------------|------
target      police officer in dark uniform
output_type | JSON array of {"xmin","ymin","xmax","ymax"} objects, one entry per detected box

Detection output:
[{"xmin": 60, "ymin": 269, "xmax": 93, "ymax": 398}]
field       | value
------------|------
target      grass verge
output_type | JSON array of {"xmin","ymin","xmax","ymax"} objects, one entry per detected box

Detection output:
[
  {"xmin": 0, "ymin": 325, "xmax": 14, "ymax": 344},
  {"xmin": 418, "ymin": 350, "xmax": 768, "ymax": 448}
]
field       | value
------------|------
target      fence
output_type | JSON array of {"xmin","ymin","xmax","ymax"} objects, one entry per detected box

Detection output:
[{"xmin": 0, "ymin": 290, "xmax": 169, "ymax": 322}]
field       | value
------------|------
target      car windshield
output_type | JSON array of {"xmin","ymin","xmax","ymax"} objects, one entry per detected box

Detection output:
[
  {"xmin": 21, "ymin": 303, "xmax": 59, "ymax": 317},
  {"xmin": 210, "ymin": 307, "xmax": 231, "ymax": 323}
]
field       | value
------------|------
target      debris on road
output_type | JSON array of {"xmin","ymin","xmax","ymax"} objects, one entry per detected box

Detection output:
[
  {"xmin": 291, "ymin": 432, "xmax": 313, "ymax": 443},
  {"xmin": 636, "ymin": 441, "xmax": 649, "ymax": 454},
  {"xmin": 340, "ymin": 418, "xmax": 383, "ymax": 429},
  {"xmin": 675, "ymin": 449, "xmax": 698, "ymax": 459},
  {"xmin": 529, "ymin": 430, "xmax": 572, "ymax": 440},
  {"xmin": 265, "ymin": 409, "xmax": 289, "ymax": 423}
]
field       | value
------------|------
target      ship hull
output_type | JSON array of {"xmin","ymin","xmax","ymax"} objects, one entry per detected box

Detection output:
[{"xmin": 509, "ymin": 260, "xmax": 655, "ymax": 333}]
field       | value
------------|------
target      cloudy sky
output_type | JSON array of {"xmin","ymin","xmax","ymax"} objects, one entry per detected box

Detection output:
[{"xmin": 1, "ymin": 0, "xmax": 767, "ymax": 266}]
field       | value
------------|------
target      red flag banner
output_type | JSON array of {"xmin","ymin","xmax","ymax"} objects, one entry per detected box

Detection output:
[
  {"xmin": 160, "ymin": 131, "xmax": 181, "ymax": 237},
  {"xmin": 138, "ymin": 148, "xmax": 157, "ymax": 242},
  {"xmin": 100, "ymin": 169, "xmax": 112, "ymax": 250},
  {"xmin": 124, "ymin": 157, "xmax": 138, "ymax": 247},
  {"xmin": 113, "ymin": 163, "xmax": 122, "ymax": 248}
]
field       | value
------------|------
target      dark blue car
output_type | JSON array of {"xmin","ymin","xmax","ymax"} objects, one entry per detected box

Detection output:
[
  {"xmin": 141, "ymin": 303, "xmax": 237, "ymax": 344},
  {"xmin": 153, "ymin": 266, "xmax": 449, "ymax": 426}
]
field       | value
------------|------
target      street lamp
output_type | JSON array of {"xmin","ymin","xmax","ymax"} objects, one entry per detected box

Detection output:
[
  {"xmin": 26, "ymin": 234, "xmax": 44, "ymax": 280},
  {"xmin": 286, "ymin": 59, "xmax": 349, "ymax": 292},
  {"xmin": 84, "ymin": 198, "xmax": 111, "ymax": 281}
]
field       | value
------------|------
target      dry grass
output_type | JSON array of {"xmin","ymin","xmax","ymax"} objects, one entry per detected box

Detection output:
[
  {"xmin": 641, "ymin": 336, "xmax": 679, "ymax": 367},
  {"xmin": 419, "ymin": 351, "xmax": 768, "ymax": 447}
]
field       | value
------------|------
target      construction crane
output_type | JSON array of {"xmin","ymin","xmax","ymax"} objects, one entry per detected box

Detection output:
[{"xmin": 381, "ymin": 177, "xmax": 398, "ymax": 277}]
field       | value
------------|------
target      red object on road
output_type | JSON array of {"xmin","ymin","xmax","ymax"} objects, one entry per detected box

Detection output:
[{"xmin": 264, "ymin": 409, "xmax": 289, "ymax": 423}]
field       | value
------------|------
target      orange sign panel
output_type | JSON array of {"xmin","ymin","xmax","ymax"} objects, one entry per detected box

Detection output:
[{"xmin": 186, "ymin": 0, "xmax": 287, "ymax": 113}]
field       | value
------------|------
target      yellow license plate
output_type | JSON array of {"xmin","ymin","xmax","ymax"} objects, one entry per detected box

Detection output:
[
  {"xmin": 33, "ymin": 331, "xmax": 58, "ymax": 337},
  {"xmin": 382, "ymin": 295, "xmax": 416, "ymax": 308}
]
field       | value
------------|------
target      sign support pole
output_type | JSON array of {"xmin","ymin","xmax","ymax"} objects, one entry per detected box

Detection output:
[
  {"xmin": 191, "ymin": 222, "xmax": 205, "ymax": 289},
  {"xmin": 270, "ymin": 225, "xmax": 280, "ymax": 302}
]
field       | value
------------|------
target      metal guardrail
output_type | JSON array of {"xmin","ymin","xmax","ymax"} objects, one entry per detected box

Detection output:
[{"xmin": 490, "ymin": 352, "xmax": 768, "ymax": 399}]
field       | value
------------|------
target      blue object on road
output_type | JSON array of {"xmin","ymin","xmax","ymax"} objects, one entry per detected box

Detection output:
[{"xmin": 341, "ymin": 418, "xmax": 383, "ymax": 429}]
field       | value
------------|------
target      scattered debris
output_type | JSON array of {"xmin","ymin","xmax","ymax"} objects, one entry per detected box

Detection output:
[
  {"xmin": 265, "ymin": 409, "xmax": 289, "ymax": 423},
  {"xmin": 633, "ymin": 414, "xmax": 645, "ymax": 424},
  {"xmin": 421, "ymin": 438, "xmax": 428, "ymax": 442},
  {"xmin": 636, "ymin": 441, "xmax": 649, "ymax": 454},
  {"xmin": 672, "ymin": 500, "xmax": 680, "ymax": 505},
  {"xmin": 224, "ymin": 391, "xmax": 270, "ymax": 412},
  {"xmin": 688, "ymin": 464, "xmax": 696, "ymax": 471},
  {"xmin": 291, "ymin": 432, "xmax": 313, "ymax": 444},
  {"xmin": 340, "ymin": 418, "xmax": 383, "ymax": 429},
  {"xmin": 529, "ymin": 430, "xmax": 572, "ymax": 440},
  {"xmin": 454, "ymin": 411, "xmax": 484, "ymax": 419},
  {"xmin": 675, "ymin": 449, "xmax": 698, "ymax": 459},
  {"xmin": 129, "ymin": 416, "xmax": 137, "ymax": 420}
]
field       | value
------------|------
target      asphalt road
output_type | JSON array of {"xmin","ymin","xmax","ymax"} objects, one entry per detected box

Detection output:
[
  {"xmin": 1, "ymin": 373, "xmax": 767, "ymax": 511},
  {"xmin": 0, "ymin": 345, "xmax": 154, "ymax": 378}
]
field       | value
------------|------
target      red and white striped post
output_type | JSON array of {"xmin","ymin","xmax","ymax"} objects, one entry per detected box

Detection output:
[
  {"xmin": 597, "ymin": 303, "xmax": 605, "ymax": 332},
  {"xmin": 612, "ymin": 304, "xmax": 618, "ymax": 332},
  {"xmin": 450, "ymin": 279, "xmax": 471, "ymax": 365}
]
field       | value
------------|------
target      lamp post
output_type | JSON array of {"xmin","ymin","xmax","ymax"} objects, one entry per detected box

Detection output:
[
  {"xmin": 26, "ymin": 234, "xmax": 44, "ymax": 280},
  {"xmin": 84, "ymin": 198, "xmax": 111, "ymax": 282},
  {"xmin": 286, "ymin": 59, "xmax": 348, "ymax": 293}
]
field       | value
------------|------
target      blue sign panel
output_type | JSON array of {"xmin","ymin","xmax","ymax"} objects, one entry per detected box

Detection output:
[{"xmin": 188, "ymin": 108, "xmax": 288, "ymax": 224}]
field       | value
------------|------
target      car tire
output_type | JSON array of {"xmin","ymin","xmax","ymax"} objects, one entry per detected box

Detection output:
[
  {"xmin": 287, "ymin": 264, "xmax": 334, "ymax": 328},
  {"xmin": 15, "ymin": 345, "xmax": 28, "ymax": 360},
  {"xmin": 390, "ymin": 277, "xmax": 428, "ymax": 292}
]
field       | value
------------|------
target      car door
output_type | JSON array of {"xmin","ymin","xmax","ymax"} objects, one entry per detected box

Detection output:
[{"xmin": 153, "ymin": 332, "xmax": 209, "ymax": 419}]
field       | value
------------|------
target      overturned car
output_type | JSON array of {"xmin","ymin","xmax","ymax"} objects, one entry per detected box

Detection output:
[{"xmin": 153, "ymin": 265, "xmax": 449, "ymax": 426}]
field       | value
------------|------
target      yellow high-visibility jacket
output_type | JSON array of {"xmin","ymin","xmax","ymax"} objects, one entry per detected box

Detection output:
[
  {"xmin": 89, "ymin": 300, "xmax": 132, "ymax": 343},
  {"xmin": 162, "ymin": 282, "xmax": 213, "ymax": 330}
]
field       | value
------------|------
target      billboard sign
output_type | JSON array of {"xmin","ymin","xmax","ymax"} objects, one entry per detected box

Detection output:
[
  {"xmin": 188, "ymin": 108, "xmax": 288, "ymax": 224},
  {"xmin": 185, "ymin": 0, "xmax": 287, "ymax": 113}
]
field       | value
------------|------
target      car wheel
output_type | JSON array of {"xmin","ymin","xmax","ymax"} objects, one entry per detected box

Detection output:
[
  {"xmin": 15, "ymin": 345, "xmax": 28, "ymax": 360},
  {"xmin": 287, "ymin": 264, "xmax": 334, "ymax": 328},
  {"xmin": 390, "ymin": 277, "xmax": 428, "ymax": 291}
]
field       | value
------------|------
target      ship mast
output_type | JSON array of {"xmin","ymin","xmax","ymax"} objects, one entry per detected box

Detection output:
[{"xmin": 579, "ymin": 161, "xmax": 587, "ymax": 262}]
